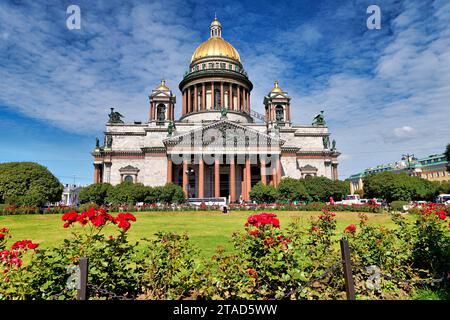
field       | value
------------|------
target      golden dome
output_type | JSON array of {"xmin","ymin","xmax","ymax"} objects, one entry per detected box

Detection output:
[
  {"xmin": 155, "ymin": 80, "xmax": 170, "ymax": 91},
  {"xmin": 271, "ymin": 81, "xmax": 283, "ymax": 93},
  {"xmin": 191, "ymin": 37, "xmax": 241, "ymax": 63}
]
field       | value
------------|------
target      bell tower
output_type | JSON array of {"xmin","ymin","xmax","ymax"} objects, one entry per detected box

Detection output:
[
  {"xmin": 264, "ymin": 81, "xmax": 291, "ymax": 126},
  {"xmin": 149, "ymin": 80, "xmax": 176, "ymax": 123}
]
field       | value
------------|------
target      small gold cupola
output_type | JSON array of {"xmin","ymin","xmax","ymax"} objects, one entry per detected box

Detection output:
[
  {"xmin": 271, "ymin": 81, "xmax": 283, "ymax": 93},
  {"xmin": 155, "ymin": 79, "xmax": 170, "ymax": 91},
  {"xmin": 210, "ymin": 17, "xmax": 222, "ymax": 38}
]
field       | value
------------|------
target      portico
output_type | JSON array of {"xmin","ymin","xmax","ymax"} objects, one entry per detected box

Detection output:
[{"xmin": 164, "ymin": 120, "xmax": 283, "ymax": 201}]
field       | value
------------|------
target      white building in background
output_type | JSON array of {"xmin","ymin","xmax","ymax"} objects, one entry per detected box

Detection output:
[{"xmin": 61, "ymin": 184, "xmax": 82, "ymax": 206}]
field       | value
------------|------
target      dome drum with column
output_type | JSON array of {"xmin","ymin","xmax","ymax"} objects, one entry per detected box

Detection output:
[{"xmin": 179, "ymin": 18, "xmax": 253, "ymax": 122}]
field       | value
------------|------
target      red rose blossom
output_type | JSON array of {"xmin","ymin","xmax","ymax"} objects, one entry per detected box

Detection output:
[{"xmin": 344, "ymin": 224, "xmax": 357, "ymax": 233}]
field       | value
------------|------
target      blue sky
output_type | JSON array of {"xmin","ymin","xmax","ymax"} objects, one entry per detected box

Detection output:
[{"xmin": 1, "ymin": 0, "xmax": 449, "ymax": 184}]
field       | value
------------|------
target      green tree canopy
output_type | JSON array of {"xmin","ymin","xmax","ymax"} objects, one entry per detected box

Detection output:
[
  {"xmin": 363, "ymin": 172, "xmax": 439, "ymax": 202},
  {"xmin": 249, "ymin": 182, "xmax": 279, "ymax": 203},
  {"xmin": 0, "ymin": 162, "xmax": 63, "ymax": 206},
  {"xmin": 78, "ymin": 183, "xmax": 112, "ymax": 205},
  {"xmin": 302, "ymin": 176, "xmax": 349, "ymax": 202},
  {"xmin": 105, "ymin": 182, "xmax": 150, "ymax": 205},
  {"xmin": 277, "ymin": 178, "xmax": 310, "ymax": 203},
  {"xmin": 149, "ymin": 183, "xmax": 185, "ymax": 204}
]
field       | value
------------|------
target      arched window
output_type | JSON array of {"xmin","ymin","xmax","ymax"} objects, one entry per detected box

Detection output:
[
  {"xmin": 124, "ymin": 175, "xmax": 133, "ymax": 182},
  {"xmin": 275, "ymin": 105, "xmax": 284, "ymax": 122},
  {"xmin": 157, "ymin": 104, "xmax": 166, "ymax": 121}
]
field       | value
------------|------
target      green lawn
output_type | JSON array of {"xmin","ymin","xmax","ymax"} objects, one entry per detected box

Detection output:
[{"xmin": 0, "ymin": 210, "xmax": 399, "ymax": 258}]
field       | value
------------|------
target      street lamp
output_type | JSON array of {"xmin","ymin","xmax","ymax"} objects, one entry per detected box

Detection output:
[
  {"xmin": 185, "ymin": 168, "xmax": 195, "ymax": 198},
  {"xmin": 402, "ymin": 153, "xmax": 417, "ymax": 175}
]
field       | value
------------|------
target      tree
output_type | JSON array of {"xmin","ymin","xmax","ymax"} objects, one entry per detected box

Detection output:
[
  {"xmin": 157, "ymin": 183, "xmax": 186, "ymax": 204},
  {"xmin": 0, "ymin": 162, "xmax": 63, "ymax": 206},
  {"xmin": 78, "ymin": 183, "xmax": 112, "ymax": 205},
  {"xmin": 249, "ymin": 182, "xmax": 279, "ymax": 203},
  {"xmin": 302, "ymin": 177, "xmax": 348, "ymax": 202},
  {"xmin": 105, "ymin": 182, "xmax": 150, "ymax": 205},
  {"xmin": 277, "ymin": 178, "xmax": 310, "ymax": 203},
  {"xmin": 363, "ymin": 172, "xmax": 438, "ymax": 202}
]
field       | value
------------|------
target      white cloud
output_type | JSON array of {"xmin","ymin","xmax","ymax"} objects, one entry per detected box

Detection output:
[{"xmin": 392, "ymin": 126, "xmax": 417, "ymax": 139}]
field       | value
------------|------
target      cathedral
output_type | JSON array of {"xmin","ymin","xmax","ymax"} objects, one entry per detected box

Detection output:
[{"xmin": 92, "ymin": 18, "xmax": 340, "ymax": 202}]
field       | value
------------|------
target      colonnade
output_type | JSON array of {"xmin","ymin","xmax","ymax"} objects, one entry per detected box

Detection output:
[{"xmin": 181, "ymin": 82, "xmax": 250, "ymax": 115}]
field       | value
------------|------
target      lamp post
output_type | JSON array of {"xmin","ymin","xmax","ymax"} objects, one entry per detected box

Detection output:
[
  {"xmin": 402, "ymin": 153, "xmax": 417, "ymax": 176},
  {"xmin": 185, "ymin": 168, "xmax": 195, "ymax": 198}
]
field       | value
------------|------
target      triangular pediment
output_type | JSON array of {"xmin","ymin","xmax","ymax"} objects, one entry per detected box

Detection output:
[
  {"xmin": 300, "ymin": 164, "xmax": 318, "ymax": 172},
  {"xmin": 150, "ymin": 90, "xmax": 173, "ymax": 98},
  {"xmin": 163, "ymin": 119, "xmax": 284, "ymax": 149}
]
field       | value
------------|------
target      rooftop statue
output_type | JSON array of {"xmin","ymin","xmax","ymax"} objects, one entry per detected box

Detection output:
[
  {"xmin": 220, "ymin": 106, "xmax": 228, "ymax": 119},
  {"xmin": 167, "ymin": 121, "xmax": 175, "ymax": 136},
  {"xmin": 323, "ymin": 135, "xmax": 330, "ymax": 149},
  {"xmin": 108, "ymin": 108, "xmax": 124, "ymax": 124},
  {"xmin": 95, "ymin": 137, "xmax": 100, "ymax": 148},
  {"xmin": 331, "ymin": 139, "xmax": 336, "ymax": 151},
  {"xmin": 106, "ymin": 135, "xmax": 113, "ymax": 148},
  {"xmin": 312, "ymin": 110, "xmax": 326, "ymax": 126}
]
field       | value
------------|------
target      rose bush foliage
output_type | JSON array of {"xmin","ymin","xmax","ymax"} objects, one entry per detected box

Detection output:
[{"xmin": 0, "ymin": 204, "xmax": 448, "ymax": 300}]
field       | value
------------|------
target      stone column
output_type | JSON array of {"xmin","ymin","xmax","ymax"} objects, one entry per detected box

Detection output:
[
  {"xmin": 245, "ymin": 156, "xmax": 251, "ymax": 201},
  {"xmin": 241, "ymin": 165, "xmax": 246, "ymax": 201},
  {"xmin": 183, "ymin": 160, "xmax": 188, "ymax": 196},
  {"xmin": 149, "ymin": 102, "xmax": 153, "ymax": 121},
  {"xmin": 332, "ymin": 164, "xmax": 339, "ymax": 181},
  {"xmin": 211, "ymin": 81, "xmax": 215, "ymax": 109},
  {"xmin": 260, "ymin": 159, "xmax": 266, "ymax": 185},
  {"xmin": 230, "ymin": 83, "xmax": 234, "ymax": 110},
  {"xmin": 286, "ymin": 104, "xmax": 290, "ymax": 122},
  {"xmin": 182, "ymin": 91, "xmax": 186, "ymax": 115},
  {"xmin": 187, "ymin": 87, "xmax": 191, "ymax": 113},
  {"xmin": 194, "ymin": 85, "xmax": 198, "ymax": 112},
  {"xmin": 214, "ymin": 159, "xmax": 220, "ymax": 197},
  {"xmin": 202, "ymin": 83, "xmax": 206, "ymax": 111},
  {"xmin": 237, "ymin": 85, "xmax": 241, "ymax": 111},
  {"xmin": 167, "ymin": 157, "xmax": 173, "ymax": 183},
  {"xmin": 199, "ymin": 158, "xmax": 205, "ymax": 198},
  {"xmin": 220, "ymin": 82, "xmax": 224, "ymax": 109},
  {"xmin": 229, "ymin": 157, "xmax": 236, "ymax": 202},
  {"xmin": 272, "ymin": 158, "xmax": 277, "ymax": 187},
  {"xmin": 248, "ymin": 91, "xmax": 251, "ymax": 113},
  {"xmin": 93, "ymin": 164, "xmax": 101, "ymax": 183},
  {"xmin": 277, "ymin": 157, "xmax": 282, "ymax": 185},
  {"xmin": 244, "ymin": 90, "xmax": 247, "ymax": 113}
]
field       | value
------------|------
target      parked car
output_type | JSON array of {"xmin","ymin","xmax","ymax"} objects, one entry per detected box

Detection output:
[
  {"xmin": 188, "ymin": 197, "xmax": 227, "ymax": 206},
  {"xmin": 335, "ymin": 195, "xmax": 361, "ymax": 205},
  {"xmin": 436, "ymin": 194, "xmax": 450, "ymax": 205}
]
